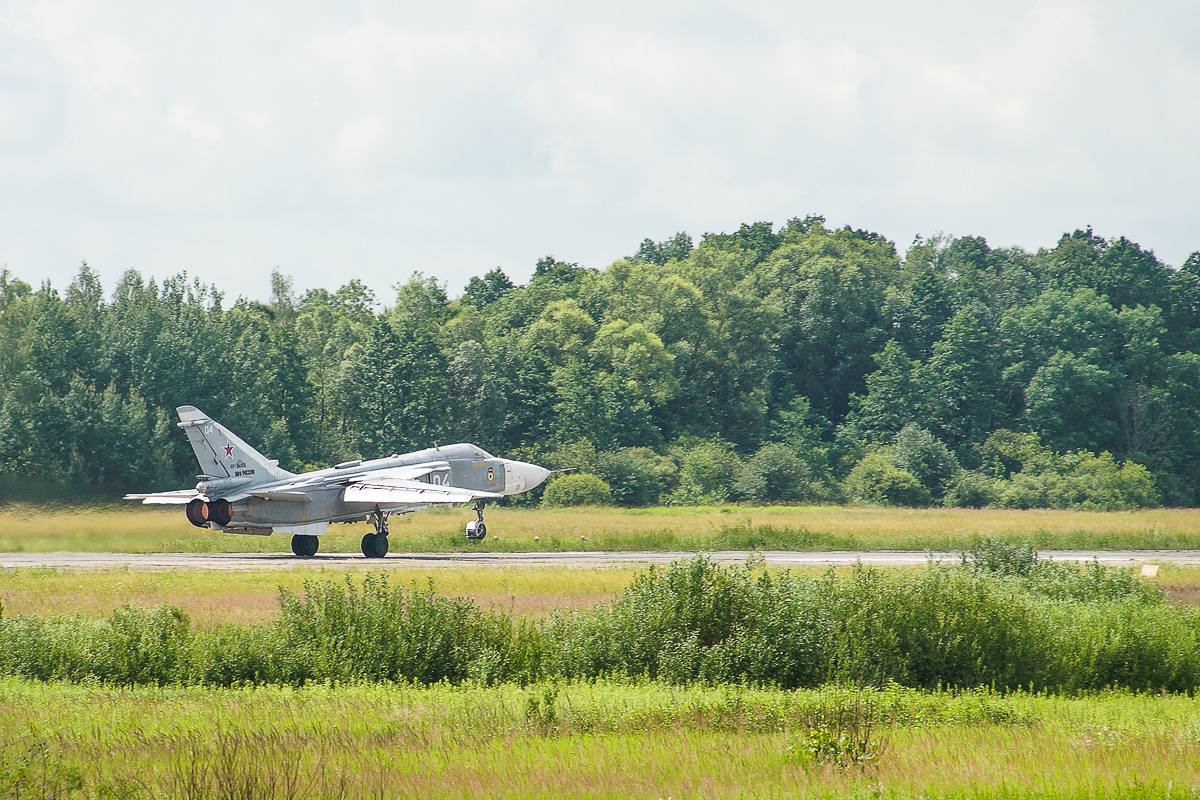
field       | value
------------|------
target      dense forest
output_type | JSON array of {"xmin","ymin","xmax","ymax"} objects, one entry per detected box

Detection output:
[{"xmin": 2, "ymin": 217, "xmax": 1198, "ymax": 509}]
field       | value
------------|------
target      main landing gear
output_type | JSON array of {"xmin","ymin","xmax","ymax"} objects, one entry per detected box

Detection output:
[
  {"xmin": 465, "ymin": 501, "xmax": 487, "ymax": 541},
  {"xmin": 291, "ymin": 534, "xmax": 319, "ymax": 558},
  {"xmin": 362, "ymin": 510, "xmax": 390, "ymax": 559}
]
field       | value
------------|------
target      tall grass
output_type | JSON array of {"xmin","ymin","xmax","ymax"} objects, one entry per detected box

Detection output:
[
  {"xmin": 2, "ymin": 552, "xmax": 1197, "ymax": 694},
  {"xmin": 3, "ymin": 680, "xmax": 1200, "ymax": 799}
]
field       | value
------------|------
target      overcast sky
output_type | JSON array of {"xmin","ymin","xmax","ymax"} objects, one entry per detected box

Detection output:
[{"xmin": 2, "ymin": 0, "xmax": 1197, "ymax": 304}]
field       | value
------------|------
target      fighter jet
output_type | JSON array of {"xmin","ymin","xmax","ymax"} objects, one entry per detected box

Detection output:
[{"xmin": 125, "ymin": 405, "xmax": 550, "ymax": 558}]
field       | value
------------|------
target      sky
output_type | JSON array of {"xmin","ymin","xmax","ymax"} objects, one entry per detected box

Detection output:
[{"xmin": 1, "ymin": 0, "xmax": 1198, "ymax": 304}]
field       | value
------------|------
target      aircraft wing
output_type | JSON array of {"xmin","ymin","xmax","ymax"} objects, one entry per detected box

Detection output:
[
  {"xmin": 123, "ymin": 489, "xmax": 202, "ymax": 505},
  {"xmin": 342, "ymin": 477, "xmax": 500, "ymax": 505},
  {"xmin": 349, "ymin": 463, "xmax": 451, "ymax": 482}
]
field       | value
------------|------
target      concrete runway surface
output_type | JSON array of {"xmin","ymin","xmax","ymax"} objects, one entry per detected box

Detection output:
[{"xmin": 2, "ymin": 550, "xmax": 1200, "ymax": 570}]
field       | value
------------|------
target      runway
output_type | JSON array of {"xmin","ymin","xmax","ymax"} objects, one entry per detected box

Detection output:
[{"xmin": 2, "ymin": 550, "xmax": 1199, "ymax": 570}]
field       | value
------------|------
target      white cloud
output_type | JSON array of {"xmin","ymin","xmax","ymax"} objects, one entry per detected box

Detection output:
[
  {"xmin": 25, "ymin": 0, "xmax": 143, "ymax": 94},
  {"xmin": 167, "ymin": 100, "xmax": 223, "ymax": 143},
  {"xmin": 774, "ymin": 40, "xmax": 878, "ymax": 113},
  {"xmin": 0, "ymin": 0, "xmax": 1198, "ymax": 300},
  {"xmin": 331, "ymin": 114, "xmax": 388, "ymax": 169}
]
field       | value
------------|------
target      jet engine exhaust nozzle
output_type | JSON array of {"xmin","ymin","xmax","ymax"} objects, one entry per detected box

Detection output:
[{"xmin": 185, "ymin": 498, "xmax": 232, "ymax": 528}]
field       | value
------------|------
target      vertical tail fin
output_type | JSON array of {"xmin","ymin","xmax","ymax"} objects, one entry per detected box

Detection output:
[{"xmin": 176, "ymin": 406, "xmax": 293, "ymax": 483}]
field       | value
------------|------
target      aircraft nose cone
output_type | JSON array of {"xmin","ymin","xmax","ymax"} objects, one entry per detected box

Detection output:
[{"xmin": 524, "ymin": 463, "xmax": 551, "ymax": 490}]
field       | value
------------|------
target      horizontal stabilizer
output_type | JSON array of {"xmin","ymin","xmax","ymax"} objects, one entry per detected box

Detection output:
[
  {"xmin": 123, "ymin": 489, "xmax": 202, "ymax": 505},
  {"xmin": 343, "ymin": 478, "xmax": 499, "ymax": 506}
]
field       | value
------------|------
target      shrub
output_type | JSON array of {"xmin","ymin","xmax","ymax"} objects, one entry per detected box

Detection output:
[
  {"xmin": 976, "ymin": 430, "xmax": 1054, "ymax": 478},
  {"xmin": 996, "ymin": 451, "xmax": 1160, "ymax": 510},
  {"xmin": 189, "ymin": 625, "xmax": 281, "ymax": 686},
  {"xmin": 96, "ymin": 604, "xmax": 191, "ymax": 685},
  {"xmin": 963, "ymin": 537, "xmax": 1163, "ymax": 605},
  {"xmin": 544, "ymin": 556, "xmax": 827, "ymax": 688},
  {"xmin": 844, "ymin": 453, "xmax": 930, "ymax": 507},
  {"xmin": 665, "ymin": 440, "xmax": 742, "ymax": 504},
  {"xmin": 0, "ymin": 605, "xmax": 190, "ymax": 685},
  {"xmin": 593, "ymin": 447, "xmax": 676, "ymax": 506},
  {"xmin": 734, "ymin": 444, "xmax": 806, "ymax": 503},
  {"xmin": 962, "ymin": 538, "xmax": 1037, "ymax": 577},
  {"xmin": 943, "ymin": 471, "xmax": 998, "ymax": 508},
  {"xmin": 271, "ymin": 574, "xmax": 540, "ymax": 685},
  {"xmin": 891, "ymin": 424, "xmax": 959, "ymax": 500},
  {"xmin": 541, "ymin": 473, "xmax": 612, "ymax": 507}
]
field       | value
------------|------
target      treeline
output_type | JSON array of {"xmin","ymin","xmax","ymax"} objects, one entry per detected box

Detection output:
[
  {"xmin": 0, "ymin": 554, "xmax": 1193, "ymax": 692},
  {"xmin": 1, "ymin": 217, "xmax": 1198, "ymax": 507}
]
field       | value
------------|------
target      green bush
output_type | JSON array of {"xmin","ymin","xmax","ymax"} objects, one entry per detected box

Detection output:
[
  {"xmin": 189, "ymin": 624, "xmax": 280, "ymax": 686},
  {"xmin": 541, "ymin": 473, "xmax": 612, "ymax": 507},
  {"xmin": 943, "ymin": 471, "xmax": 998, "ymax": 508},
  {"xmin": 891, "ymin": 424, "xmax": 959, "ymax": 500},
  {"xmin": 963, "ymin": 537, "xmax": 1163, "ymax": 604},
  {"xmin": 734, "ymin": 443, "xmax": 836, "ymax": 503},
  {"xmin": 0, "ymin": 605, "xmax": 190, "ymax": 685},
  {"xmin": 593, "ymin": 447, "xmax": 676, "ymax": 506},
  {"xmin": 544, "ymin": 557, "xmax": 827, "ymax": 688},
  {"xmin": 844, "ymin": 453, "xmax": 931, "ymax": 507},
  {"xmin": 996, "ymin": 451, "xmax": 1161, "ymax": 510},
  {"xmin": 665, "ymin": 439, "xmax": 741, "ymax": 504},
  {"xmin": 271, "ymin": 574, "xmax": 539, "ymax": 685}
]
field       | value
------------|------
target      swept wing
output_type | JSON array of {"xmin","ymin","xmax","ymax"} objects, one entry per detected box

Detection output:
[{"xmin": 342, "ymin": 475, "xmax": 500, "ymax": 505}]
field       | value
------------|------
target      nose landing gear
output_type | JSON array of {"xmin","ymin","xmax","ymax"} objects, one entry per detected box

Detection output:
[
  {"xmin": 362, "ymin": 510, "xmax": 390, "ymax": 558},
  {"xmin": 465, "ymin": 501, "xmax": 487, "ymax": 541}
]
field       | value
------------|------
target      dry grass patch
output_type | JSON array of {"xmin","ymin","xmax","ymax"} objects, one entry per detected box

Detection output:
[
  {"xmin": 0, "ymin": 565, "xmax": 633, "ymax": 627},
  {"xmin": 4, "ymin": 503, "xmax": 1200, "ymax": 554}
]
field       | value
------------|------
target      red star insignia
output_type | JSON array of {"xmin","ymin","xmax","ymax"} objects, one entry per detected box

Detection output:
[{"xmin": 224, "ymin": 444, "xmax": 234, "ymax": 458}]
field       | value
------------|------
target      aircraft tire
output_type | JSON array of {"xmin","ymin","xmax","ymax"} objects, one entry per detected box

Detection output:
[
  {"xmin": 291, "ymin": 534, "xmax": 319, "ymax": 558},
  {"xmin": 362, "ymin": 532, "xmax": 387, "ymax": 558}
]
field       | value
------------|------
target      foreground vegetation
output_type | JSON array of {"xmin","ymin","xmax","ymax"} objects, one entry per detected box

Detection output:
[
  {"xmin": 4, "ymin": 679, "xmax": 1200, "ymax": 799},
  {"xmin": 5, "ymin": 503, "xmax": 1200, "ymax": 554},
  {"xmin": 0, "ymin": 552, "xmax": 1192, "ymax": 693},
  {"xmin": 5, "ymin": 551, "xmax": 1200, "ymax": 797}
]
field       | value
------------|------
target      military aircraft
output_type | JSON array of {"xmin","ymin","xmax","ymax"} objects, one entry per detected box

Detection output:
[{"xmin": 125, "ymin": 405, "xmax": 550, "ymax": 558}]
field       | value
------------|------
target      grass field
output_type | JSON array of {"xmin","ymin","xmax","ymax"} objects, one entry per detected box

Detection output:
[
  {"xmin": 4, "ymin": 679, "xmax": 1200, "ymax": 799},
  {"xmin": 6, "ymin": 561, "xmax": 1200, "ymax": 628},
  {"xmin": 0, "ymin": 565, "xmax": 637, "ymax": 627},
  {"xmin": 4, "ymin": 550, "xmax": 1200, "ymax": 798},
  {"xmin": 4, "ymin": 503, "xmax": 1200, "ymax": 553}
]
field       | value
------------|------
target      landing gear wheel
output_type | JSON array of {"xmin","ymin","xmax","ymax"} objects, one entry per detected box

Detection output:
[
  {"xmin": 363, "ymin": 510, "xmax": 390, "ymax": 558},
  {"xmin": 291, "ymin": 534, "xmax": 319, "ymax": 558},
  {"xmin": 465, "ymin": 501, "xmax": 487, "ymax": 541},
  {"xmin": 361, "ymin": 532, "xmax": 389, "ymax": 558}
]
